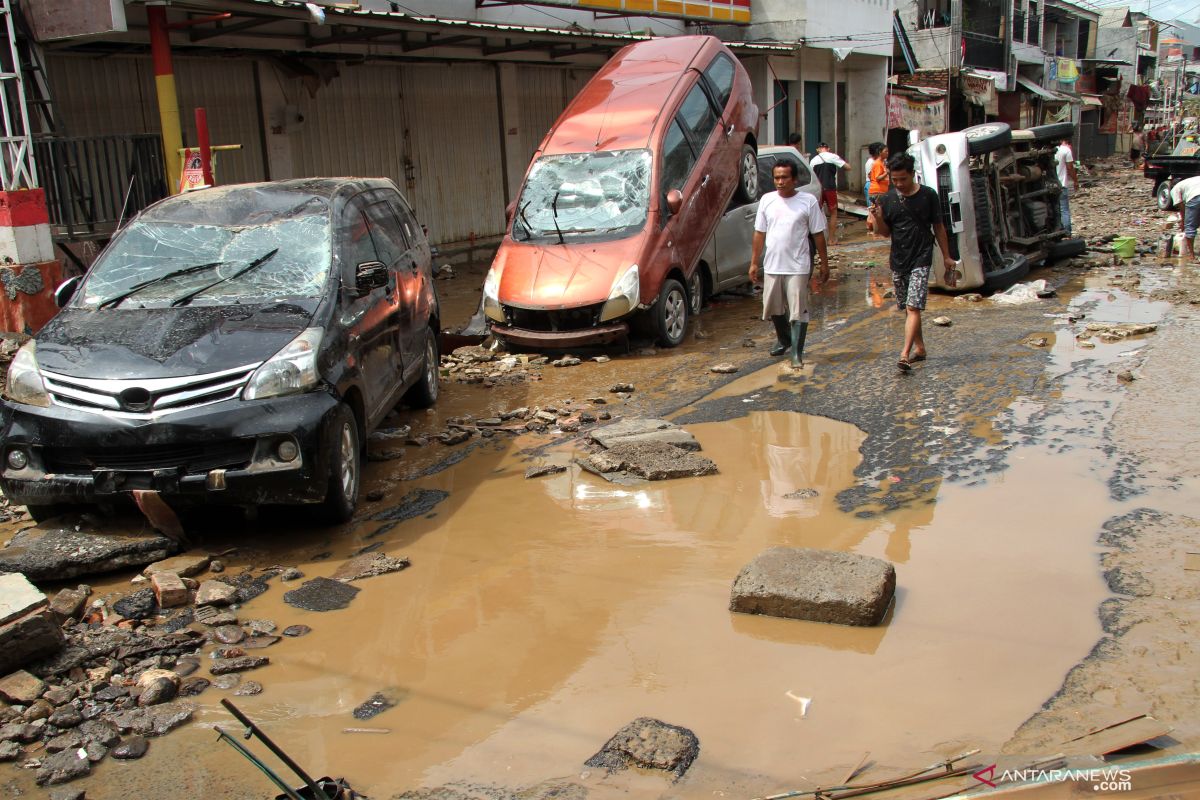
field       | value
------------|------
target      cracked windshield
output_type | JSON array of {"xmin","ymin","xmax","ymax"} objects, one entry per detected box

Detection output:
[
  {"xmin": 78, "ymin": 212, "xmax": 331, "ymax": 309},
  {"xmin": 514, "ymin": 148, "xmax": 650, "ymax": 240}
]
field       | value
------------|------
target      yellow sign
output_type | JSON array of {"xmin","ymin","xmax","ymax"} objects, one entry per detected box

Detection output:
[{"xmin": 535, "ymin": 0, "xmax": 750, "ymax": 23}]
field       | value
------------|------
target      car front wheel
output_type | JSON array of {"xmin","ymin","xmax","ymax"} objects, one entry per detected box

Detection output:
[
  {"xmin": 1157, "ymin": 181, "xmax": 1173, "ymax": 211},
  {"xmin": 321, "ymin": 404, "xmax": 361, "ymax": 524},
  {"xmin": 403, "ymin": 326, "xmax": 440, "ymax": 409},
  {"xmin": 653, "ymin": 278, "xmax": 689, "ymax": 347}
]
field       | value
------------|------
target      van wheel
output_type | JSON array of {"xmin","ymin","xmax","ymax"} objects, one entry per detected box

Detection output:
[
  {"xmin": 653, "ymin": 278, "xmax": 689, "ymax": 348},
  {"xmin": 321, "ymin": 404, "xmax": 360, "ymax": 524},
  {"xmin": 1156, "ymin": 181, "xmax": 1173, "ymax": 211},
  {"xmin": 687, "ymin": 269, "xmax": 705, "ymax": 316},
  {"xmin": 733, "ymin": 143, "xmax": 760, "ymax": 204},
  {"xmin": 403, "ymin": 326, "xmax": 440, "ymax": 409},
  {"xmin": 963, "ymin": 123, "xmax": 1012, "ymax": 155},
  {"xmin": 1027, "ymin": 122, "xmax": 1075, "ymax": 143}
]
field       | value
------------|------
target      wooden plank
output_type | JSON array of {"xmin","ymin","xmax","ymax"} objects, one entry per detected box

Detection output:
[{"xmin": 1060, "ymin": 714, "xmax": 1172, "ymax": 755}]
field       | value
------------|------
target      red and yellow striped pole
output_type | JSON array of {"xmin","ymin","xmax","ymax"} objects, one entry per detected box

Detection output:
[{"xmin": 147, "ymin": 5, "xmax": 183, "ymax": 194}]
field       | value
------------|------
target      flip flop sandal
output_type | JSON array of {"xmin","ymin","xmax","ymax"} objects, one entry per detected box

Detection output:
[
  {"xmin": 909, "ymin": 354, "xmax": 926, "ymax": 363},
  {"xmin": 897, "ymin": 358, "xmax": 912, "ymax": 372}
]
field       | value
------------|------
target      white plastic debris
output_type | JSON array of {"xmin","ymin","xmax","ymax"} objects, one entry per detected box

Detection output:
[
  {"xmin": 992, "ymin": 280, "xmax": 1049, "ymax": 305},
  {"xmin": 785, "ymin": 690, "xmax": 812, "ymax": 717}
]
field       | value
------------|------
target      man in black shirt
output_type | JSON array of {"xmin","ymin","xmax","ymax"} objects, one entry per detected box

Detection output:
[
  {"xmin": 810, "ymin": 143, "xmax": 851, "ymax": 245},
  {"xmin": 867, "ymin": 152, "xmax": 959, "ymax": 371}
]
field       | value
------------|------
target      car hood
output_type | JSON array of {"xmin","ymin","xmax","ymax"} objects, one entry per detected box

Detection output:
[
  {"xmin": 494, "ymin": 236, "xmax": 647, "ymax": 309},
  {"xmin": 34, "ymin": 301, "xmax": 319, "ymax": 380}
]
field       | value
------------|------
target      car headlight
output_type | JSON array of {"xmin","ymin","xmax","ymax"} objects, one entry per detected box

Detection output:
[
  {"xmin": 6, "ymin": 341, "xmax": 49, "ymax": 408},
  {"xmin": 483, "ymin": 265, "xmax": 504, "ymax": 323},
  {"xmin": 599, "ymin": 264, "xmax": 640, "ymax": 322},
  {"xmin": 243, "ymin": 328, "xmax": 323, "ymax": 400}
]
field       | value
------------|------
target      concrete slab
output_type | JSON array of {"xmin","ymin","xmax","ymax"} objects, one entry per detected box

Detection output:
[
  {"xmin": 583, "ymin": 441, "xmax": 717, "ymax": 483},
  {"xmin": 584, "ymin": 717, "xmax": 699, "ymax": 779},
  {"xmin": 0, "ymin": 526, "xmax": 177, "ymax": 582},
  {"xmin": 730, "ymin": 547, "xmax": 896, "ymax": 627},
  {"xmin": 0, "ymin": 607, "xmax": 65, "ymax": 675},
  {"xmin": 0, "ymin": 573, "xmax": 47, "ymax": 626}
]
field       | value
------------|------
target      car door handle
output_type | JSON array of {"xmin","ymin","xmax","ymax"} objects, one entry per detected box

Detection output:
[
  {"xmin": 726, "ymin": 123, "xmax": 734, "ymax": 137},
  {"xmin": 701, "ymin": 174, "xmax": 710, "ymax": 187}
]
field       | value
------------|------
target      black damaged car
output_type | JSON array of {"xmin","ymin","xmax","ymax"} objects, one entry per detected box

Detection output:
[{"xmin": 1, "ymin": 178, "xmax": 440, "ymax": 523}]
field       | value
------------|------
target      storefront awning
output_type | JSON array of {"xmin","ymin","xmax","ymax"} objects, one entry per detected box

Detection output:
[
  {"xmin": 1016, "ymin": 75, "xmax": 1074, "ymax": 103},
  {"xmin": 1081, "ymin": 58, "xmax": 1133, "ymax": 67},
  {"xmin": 1081, "ymin": 94, "xmax": 1104, "ymax": 107}
]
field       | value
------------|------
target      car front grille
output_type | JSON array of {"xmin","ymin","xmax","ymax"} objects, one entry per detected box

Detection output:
[
  {"xmin": 41, "ymin": 363, "xmax": 262, "ymax": 419},
  {"xmin": 502, "ymin": 302, "xmax": 606, "ymax": 332},
  {"xmin": 41, "ymin": 440, "xmax": 256, "ymax": 475}
]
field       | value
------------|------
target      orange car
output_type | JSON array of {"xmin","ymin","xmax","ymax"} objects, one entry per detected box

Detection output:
[{"xmin": 483, "ymin": 35, "xmax": 759, "ymax": 348}]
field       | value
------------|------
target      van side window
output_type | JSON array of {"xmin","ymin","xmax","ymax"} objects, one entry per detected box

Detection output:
[
  {"xmin": 756, "ymin": 156, "xmax": 778, "ymax": 196},
  {"xmin": 363, "ymin": 201, "xmax": 407, "ymax": 266},
  {"xmin": 702, "ymin": 54, "xmax": 735, "ymax": 109},
  {"xmin": 340, "ymin": 198, "xmax": 381, "ymax": 278},
  {"xmin": 661, "ymin": 119, "xmax": 697, "ymax": 194},
  {"xmin": 677, "ymin": 83, "xmax": 718, "ymax": 150},
  {"xmin": 384, "ymin": 193, "xmax": 422, "ymax": 249}
]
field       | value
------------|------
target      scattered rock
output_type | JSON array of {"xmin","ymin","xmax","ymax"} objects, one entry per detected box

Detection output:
[
  {"xmin": 112, "ymin": 588, "xmax": 158, "ymax": 620},
  {"xmin": 36, "ymin": 748, "xmax": 90, "ymax": 786},
  {"xmin": 583, "ymin": 441, "xmax": 717, "ymax": 482},
  {"xmin": 584, "ymin": 717, "xmax": 699, "ymax": 779},
  {"xmin": 47, "ymin": 705, "xmax": 82, "ymax": 728},
  {"xmin": 0, "ymin": 527, "xmax": 178, "ymax": 582},
  {"xmin": 955, "ymin": 293, "xmax": 984, "ymax": 302},
  {"xmin": 365, "ymin": 489, "xmax": 386, "ymax": 502},
  {"xmin": 195, "ymin": 581, "xmax": 238, "ymax": 607},
  {"xmin": 151, "ymin": 572, "xmax": 190, "ymax": 609},
  {"xmin": 1024, "ymin": 336, "xmax": 1050, "ymax": 348},
  {"xmin": 136, "ymin": 670, "xmax": 179, "ymax": 707},
  {"xmin": 209, "ymin": 560, "xmax": 225, "ymax": 574},
  {"xmin": 730, "ymin": 547, "xmax": 896, "ymax": 626},
  {"xmin": 331, "ymin": 553, "xmax": 411, "ymax": 583},
  {"xmin": 352, "ymin": 688, "xmax": 406, "ymax": 720},
  {"xmin": 282, "ymin": 625, "xmax": 312, "ymax": 638},
  {"xmin": 0, "ymin": 670, "xmax": 46, "ymax": 705},
  {"xmin": 525, "ymin": 464, "xmax": 567, "ymax": 479},
  {"xmin": 710, "ymin": 363, "xmax": 738, "ymax": 374},
  {"xmin": 210, "ymin": 674, "xmax": 241, "ymax": 690},
  {"xmin": 593, "ymin": 355, "xmax": 611, "ymax": 363},
  {"xmin": 48, "ymin": 587, "xmax": 89, "ymax": 623},
  {"xmin": 45, "ymin": 730, "xmax": 83, "ymax": 753},
  {"xmin": 0, "ymin": 739, "xmax": 20, "ymax": 761},
  {"xmin": 49, "ymin": 788, "xmax": 85, "ymax": 800},
  {"xmin": 240, "ymin": 635, "xmax": 280, "ymax": 650},
  {"xmin": 177, "ymin": 677, "xmax": 210, "ymax": 697},
  {"xmin": 1117, "ymin": 370, "xmax": 1136, "ymax": 383},
  {"xmin": 233, "ymin": 681, "xmax": 263, "ymax": 697},
  {"xmin": 551, "ymin": 356, "xmax": 581, "ymax": 367},
  {"xmin": 0, "ymin": 575, "xmax": 66, "ymax": 674},
  {"xmin": 209, "ymin": 656, "xmax": 269, "ymax": 675},
  {"xmin": 143, "ymin": 552, "xmax": 211, "ymax": 578},
  {"xmin": 932, "ymin": 316, "xmax": 952, "ymax": 326},
  {"xmin": 610, "ymin": 383, "xmax": 635, "ymax": 393},
  {"xmin": 212, "ymin": 625, "xmax": 245, "ymax": 645},
  {"xmin": 111, "ymin": 735, "xmax": 149, "ymax": 760}
]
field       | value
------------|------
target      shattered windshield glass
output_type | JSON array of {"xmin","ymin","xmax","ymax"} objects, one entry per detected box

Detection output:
[
  {"xmin": 513, "ymin": 149, "xmax": 651, "ymax": 242},
  {"xmin": 78, "ymin": 210, "xmax": 331, "ymax": 309}
]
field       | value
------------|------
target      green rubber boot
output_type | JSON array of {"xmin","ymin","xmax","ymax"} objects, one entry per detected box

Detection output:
[
  {"xmin": 790, "ymin": 321, "xmax": 808, "ymax": 368},
  {"xmin": 769, "ymin": 315, "xmax": 791, "ymax": 356}
]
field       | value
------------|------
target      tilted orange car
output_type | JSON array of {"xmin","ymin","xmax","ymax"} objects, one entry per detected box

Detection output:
[{"xmin": 483, "ymin": 35, "xmax": 759, "ymax": 348}]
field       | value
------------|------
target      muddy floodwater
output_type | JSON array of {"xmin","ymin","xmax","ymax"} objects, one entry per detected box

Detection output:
[{"xmin": 11, "ymin": 254, "xmax": 1200, "ymax": 798}]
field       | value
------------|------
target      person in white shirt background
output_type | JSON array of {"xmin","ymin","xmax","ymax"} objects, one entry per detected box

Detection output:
[
  {"xmin": 810, "ymin": 143, "xmax": 852, "ymax": 245},
  {"xmin": 1169, "ymin": 174, "xmax": 1200, "ymax": 261},
  {"xmin": 1054, "ymin": 136, "xmax": 1078, "ymax": 235},
  {"xmin": 749, "ymin": 160, "xmax": 830, "ymax": 368}
]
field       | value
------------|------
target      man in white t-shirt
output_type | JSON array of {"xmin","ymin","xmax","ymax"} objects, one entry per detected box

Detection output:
[
  {"xmin": 749, "ymin": 160, "xmax": 829, "ymax": 368},
  {"xmin": 1169, "ymin": 174, "xmax": 1200, "ymax": 260},
  {"xmin": 1054, "ymin": 137, "xmax": 1078, "ymax": 235},
  {"xmin": 810, "ymin": 143, "xmax": 851, "ymax": 244}
]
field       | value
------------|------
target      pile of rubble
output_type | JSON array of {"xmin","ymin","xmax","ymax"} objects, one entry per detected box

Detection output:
[
  {"xmin": 440, "ymin": 345, "xmax": 545, "ymax": 387},
  {"xmin": 0, "ymin": 552, "xmax": 324, "ymax": 789}
]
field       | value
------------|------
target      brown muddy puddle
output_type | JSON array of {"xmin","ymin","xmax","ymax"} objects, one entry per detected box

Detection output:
[{"xmin": 72, "ymin": 415, "xmax": 1116, "ymax": 799}]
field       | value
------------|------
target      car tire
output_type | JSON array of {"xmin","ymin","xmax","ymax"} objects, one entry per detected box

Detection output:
[
  {"xmin": 653, "ymin": 278, "xmax": 689, "ymax": 348},
  {"xmin": 971, "ymin": 173, "xmax": 994, "ymax": 243},
  {"xmin": 687, "ymin": 268, "xmax": 706, "ymax": 316},
  {"xmin": 1156, "ymin": 181, "xmax": 1173, "ymax": 211},
  {"xmin": 403, "ymin": 326, "xmax": 440, "ymax": 409},
  {"xmin": 1027, "ymin": 122, "xmax": 1075, "ymax": 143},
  {"xmin": 984, "ymin": 252, "xmax": 1031, "ymax": 291},
  {"xmin": 321, "ymin": 403, "xmax": 361, "ymax": 524},
  {"xmin": 1046, "ymin": 237, "xmax": 1087, "ymax": 260},
  {"xmin": 25, "ymin": 504, "xmax": 67, "ymax": 523},
  {"xmin": 963, "ymin": 123, "xmax": 1012, "ymax": 155},
  {"xmin": 732, "ymin": 142, "xmax": 760, "ymax": 205}
]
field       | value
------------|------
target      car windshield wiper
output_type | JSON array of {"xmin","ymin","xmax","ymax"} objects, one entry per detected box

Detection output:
[
  {"xmin": 514, "ymin": 201, "xmax": 534, "ymax": 241},
  {"xmin": 550, "ymin": 190, "xmax": 565, "ymax": 245},
  {"xmin": 169, "ymin": 248, "xmax": 279, "ymax": 308},
  {"xmin": 96, "ymin": 261, "xmax": 223, "ymax": 309}
]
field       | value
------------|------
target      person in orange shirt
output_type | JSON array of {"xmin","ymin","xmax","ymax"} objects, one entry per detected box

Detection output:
[{"xmin": 866, "ymin": 143, "xmax": 889, "ymax": 233}]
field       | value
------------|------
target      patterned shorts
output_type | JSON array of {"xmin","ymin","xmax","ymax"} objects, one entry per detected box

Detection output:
[{"xmin": 893, "ymin": 265, "xmax": 930, "ymax": 311}]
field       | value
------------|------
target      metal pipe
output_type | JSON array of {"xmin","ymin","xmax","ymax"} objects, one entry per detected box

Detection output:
[
  {"xmin": 147, "ymin": 4, "xmax": 184, "ymax": 194},
  {"xmin": 215, "ymin": 727, "xmax": 307, "ymax": 800},
  {"xmin": 196, "ymin": 107, "xmax": 214, "ymax": 186},
  {"xmin": 220, "ymin": 699, "xmax": 333, "ymax": 800}
]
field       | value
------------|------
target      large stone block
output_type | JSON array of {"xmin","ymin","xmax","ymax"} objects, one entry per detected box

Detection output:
[
  {"xmin": 730, "ymin": 547, "xmax": 896, "ymax": 627},
  {"xmin": 589, "ymin": 418, "xmax": 700, "ymax": 451},
  {"xmin": 0, "ymin": 526, "xmax": 177, "ymax": 581},
  {"xmin": 0, "ymin": 573, "xmax": 46, "ymax": 626},
  {"xmin": 0, "ymin": 607, "xmax": 65, "ymax": 676}
]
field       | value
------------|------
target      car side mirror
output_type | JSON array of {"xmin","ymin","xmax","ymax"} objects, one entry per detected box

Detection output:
[
  {"xmin": 54, "ymin": 276, "xmax": 81, "ymax": 308},
  {"xmin": 666, "ymin": 189, "xmax": 683, "ymax": 216},
  {"xmin": 355, "ymin": 261, "xmax": 388, "ymax": 295}
]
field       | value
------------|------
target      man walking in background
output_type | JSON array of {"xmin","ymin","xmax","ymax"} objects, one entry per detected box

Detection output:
[
  {"xmin": 1055, "ymin": 136, "xmax": 1078, "ymax": 235},
  {"xmin": 868, "ymin": 152, "xmax": 958, "ymax": 372},
  {"xmin": 810, "ymin": 143, "xmax": 851, "ymax": 245},
  {"xmin": 750, "ymin": 161, "xmax": 829, "ymax": 368}
]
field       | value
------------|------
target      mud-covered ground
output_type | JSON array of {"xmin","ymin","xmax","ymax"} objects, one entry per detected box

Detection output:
[{"xmin": 2, "ymin": 158, "xmax": 1199, "ymax": 798}]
